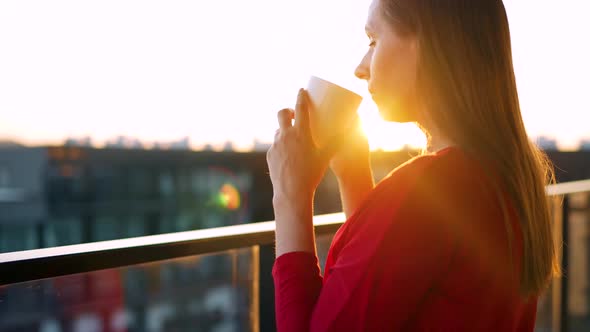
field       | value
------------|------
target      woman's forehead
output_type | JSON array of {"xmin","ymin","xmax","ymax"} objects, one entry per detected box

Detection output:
[{"xmin": 365, "ymin": 0, "xmax": 382, "ymax": 32}]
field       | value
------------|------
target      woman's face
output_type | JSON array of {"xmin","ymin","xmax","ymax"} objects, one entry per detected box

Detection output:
[{"xmin": 355, "ymin": 0, "xmax": 419, "ymax": 123}]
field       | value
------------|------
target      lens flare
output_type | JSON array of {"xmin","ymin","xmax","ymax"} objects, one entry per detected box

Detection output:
[{"xmin": 216, "ymin": 183, "xmax": 241, "ymax": 210}]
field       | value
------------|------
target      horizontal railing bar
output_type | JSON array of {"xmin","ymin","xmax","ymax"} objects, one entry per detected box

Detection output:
[
  {"xmin": 0, "ymin": 178, "xmax": 588, "ymax": 285},
  {"xmin": 546, "ymin": 179, "xmax": 590, "ymax": 196},
  {"xmin": 0, "ymin": 213, "xmax": 345, "ymax": 285}
]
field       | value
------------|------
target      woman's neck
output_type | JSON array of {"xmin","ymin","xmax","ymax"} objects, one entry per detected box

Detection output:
[
  {"xmin": 416, "ymin": 112, "xmax": 456, "ymax": 153},
  {"xmin": 416, "ymin": 120, "xmax": 455, "ymax": 154},
  {"xmin": 425, "ymin": 136, "xmax": 455, "ymax": 154}
]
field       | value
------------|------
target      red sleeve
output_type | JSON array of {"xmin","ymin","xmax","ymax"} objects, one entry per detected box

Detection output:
[{"xmin": 273, "ymin": 251, "xmax": 323, "ymax": 332}]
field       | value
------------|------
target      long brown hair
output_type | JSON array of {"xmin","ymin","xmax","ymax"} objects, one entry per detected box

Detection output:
[{"xmin": 379, "ymin": 0, "xmax": 559, "ymax": 297}]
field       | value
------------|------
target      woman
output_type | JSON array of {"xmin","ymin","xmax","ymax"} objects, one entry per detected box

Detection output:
[{"xmin": 266, "ymin": 0, "xmax": 559, "ymax": 331}]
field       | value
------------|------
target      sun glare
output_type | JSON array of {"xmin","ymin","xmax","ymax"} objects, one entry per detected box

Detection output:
[
  {"xmin": 0, "ymin": 0, "xmax": 587, "ymax": 150},
  {"xmin": 357, "ymin": 100, "xmax": 427, "ymax": 151}
]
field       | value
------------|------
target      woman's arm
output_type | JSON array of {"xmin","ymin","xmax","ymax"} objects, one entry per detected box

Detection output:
[
  {"xmin": 272, "ymin": 194, "xmax": 323, "ymax": 332},
  {"xmin": 268, "ymin": 89, "xmax": 373, "ymax": 331},
  {"xmin": 334, "ymin": 167, "xmax": 375, "ymax": 219},
  {"xmin": 273, "ymin": 196, "xmax": 316, "ymax": 258},
  {"xmin": 329, "ymin": 118, "xmax": 374, "ymax": 218}
]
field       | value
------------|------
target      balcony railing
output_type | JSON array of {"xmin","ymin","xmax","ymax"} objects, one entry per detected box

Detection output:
[{"xmin": 0, "ymin": 180, "xmax": 589, "ymax": 332}]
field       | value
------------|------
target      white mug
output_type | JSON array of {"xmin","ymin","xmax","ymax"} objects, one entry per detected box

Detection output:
[{"xmin": 305, "ymin": 76, "xmax": 363, "ymax": 147}]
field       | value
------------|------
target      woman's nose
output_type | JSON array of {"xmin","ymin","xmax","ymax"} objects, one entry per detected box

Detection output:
[{"xmin": 355, "ymin": 57, "xmax": 369, "ymax": 80}]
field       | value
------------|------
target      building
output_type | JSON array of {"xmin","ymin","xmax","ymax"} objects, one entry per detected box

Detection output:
[
  {"xmin": 579, "ymin": 138, "xmax": 590, "ymax": 151},
  {"xmin": 0, "ymin": 146, "xmax": 275, "ymax": 331},
  {"xmin": 0, "ymin": 146, "xmax": 270, "ymax": 253},
  {"xmin": 534, "ymin": 135, "xmax": 559, "ymax": 150}
]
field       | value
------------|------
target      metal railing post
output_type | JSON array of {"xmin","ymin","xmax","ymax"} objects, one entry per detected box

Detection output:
[
  {"xmin": 259, "ymin": 243, "xmax": 276, "ymax": 332},
  {"xmin": 560, "ymin": 195, "xmax": 570, "ymax": 332}
]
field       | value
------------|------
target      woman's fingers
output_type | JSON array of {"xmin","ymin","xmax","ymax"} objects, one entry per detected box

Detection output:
[
  {"xmin": 294, "ymin": 89, "xmax": 311, "ymax": 135},
  {"xmin": 274, "ymin": 89, "xmax": 314, "ymax": 147},
  {"xmin": 277, "ymin": 108, "xmax": 294, "ymax": 130}
]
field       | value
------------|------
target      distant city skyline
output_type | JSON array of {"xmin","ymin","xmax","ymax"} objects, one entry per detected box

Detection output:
[
  {"xmin": 1, "ymin": 0, "xmax": 589, "ymax": 151},
  {"xmin": 3, "ymin": 133, "xmax": 589, "ymax": 152}
]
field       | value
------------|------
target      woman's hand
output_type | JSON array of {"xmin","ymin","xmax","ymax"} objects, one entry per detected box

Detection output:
[
  {"xmin": 266, "ymin": 88, "xmax": 339, "ymax": 205},
  {"xmin": 267, "ymin": 88, "xmax": 341, "ymax": 257}
]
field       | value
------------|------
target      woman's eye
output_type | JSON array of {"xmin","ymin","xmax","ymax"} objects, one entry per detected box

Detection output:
[{"xmin": 368, "ymin": 40, "xmax": 376, "ymax": 47}]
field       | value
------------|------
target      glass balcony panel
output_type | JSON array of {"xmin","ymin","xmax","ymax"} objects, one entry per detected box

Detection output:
[{"xmin": 0, "ymin": 246, "xmax": 258, "ymax": 332}]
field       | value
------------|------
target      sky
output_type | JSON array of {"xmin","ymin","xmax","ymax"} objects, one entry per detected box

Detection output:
[{"xmin": 0, "ymin": 0, "xmax": 588, "ymax": 151}]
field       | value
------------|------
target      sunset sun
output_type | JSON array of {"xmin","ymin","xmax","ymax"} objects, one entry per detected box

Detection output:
[{"xmin": 357, "ymin": 101, "xmax": 427, "ymax": 151}]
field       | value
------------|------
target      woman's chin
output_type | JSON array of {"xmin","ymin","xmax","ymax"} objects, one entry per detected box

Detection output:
[{"xmin": 377, "ymin": 103, "xmax": 415, "ymax": 123}]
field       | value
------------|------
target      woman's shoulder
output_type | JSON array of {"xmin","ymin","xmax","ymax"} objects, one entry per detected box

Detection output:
[
  {"xmin": 344, "ymin": 146, "xmax": 481, "ymax": 247},
  {"xmin": 378, "ymin": 146, "xmax": 478, "ymax": 189},
  {"xmin": 369, "ymin": 146, "xmax": 499, "ymax": 219},
  {"xmin": 347, "ymin": 146, "xmax": 491, "ymax": 228},
  {"xmin": 341, "ymin": 146, "xmax": 499, "ymax": 260},
  {"xmin": 353, "ymin": 147, "xmax": 497, "ymax": 239}
]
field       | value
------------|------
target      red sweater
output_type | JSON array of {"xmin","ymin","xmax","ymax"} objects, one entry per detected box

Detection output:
[{"xmin": 273, "ymin": 147, "xmax": 538, "ymax": 331}]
